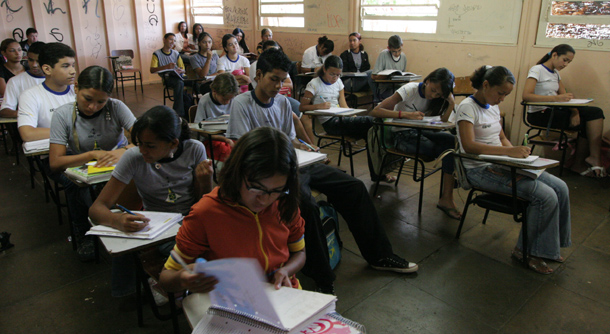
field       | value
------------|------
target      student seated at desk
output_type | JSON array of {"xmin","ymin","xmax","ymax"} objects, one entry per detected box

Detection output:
[
  {"xmin": 194, "ymin": 73, "xmax": 238, "ymax": 162},
  {"xmin": 301, "ymin": 36, "xmax": 334, "ymax": 73},
  {"xmin": 371, "ymin": 35, "xmax": 407, "ymax": 101},
  {"xmin": 456, "ymin": 65, "xmax": 571, "ymax": 275},
  {"xmin": 0, "ymin": 38, "xmax": 25, "ymax": 97},
  {"xmin": 217, "ymin": 34, "xmax": 251, "ymax": 94},
  {"xmin": 190, "ymin": 32, "xmax": 221, "ymax": 95},
  {"xmin": 339, "ymin": 32, "xmax": 371, "ymax": 92},
  {"xmin": 49, "ymin": 66, "xmax": 136, "ymax": 261},
  {"xmin": 0, "ymin": 41, "xmax": 45, "ymax": 118},
  {"xmin": 17, "ymin": 42, "xmax": 76, "ymax": 143},
  {"xmin": 190, "ymin": 23, "xmax": 204, "ymax": 54},
  {"xmin": 89, "ymin": 105, "xmax": 213, "ymax": 297},
  {"xmin": 370, "ymin": 67, "xmax": 460, "ymax": 219},
  {"xmin": 256, "ymin": 28, "xmax": 275, "ymax": 55},
  {"xmin": 227, "ymin": 48, "xmax": 418, "ymax": 294},
  {"xmin": 159, "ymin": 127, "xmax": 306, "ymax": 292},
  {"xmin": 20, "ymin": 28, "xmax": 38, "ymax": 54},
  {"xmin": 522, "ymin": 44, "xmax": 605, "ymax": 178},
  {"xmin": 150, "ymin": 33, "xmax": 186, "ymax": 118}
]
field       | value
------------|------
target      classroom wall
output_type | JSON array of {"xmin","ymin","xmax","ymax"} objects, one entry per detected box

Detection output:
[{"xmin": 2, "ymin": 0, "xmax": 609, "ymax": 142}]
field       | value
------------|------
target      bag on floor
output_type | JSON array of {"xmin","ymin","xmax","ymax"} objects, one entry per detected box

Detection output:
[{"xmin": 318, "ymin": 201, "xmax": 342, "ymax": 269}]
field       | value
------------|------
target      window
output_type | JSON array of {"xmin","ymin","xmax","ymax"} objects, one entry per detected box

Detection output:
[
  {"xmin": 259, "ymin": 0, "xmax": 305, "ymax": 29},
  {"xmin": 361, "ymin": 0, "xmax": 440, "ymax": 34},
  {"xmin": 536, "ymin": 1, "xmax": 610, "ymax": 51},
  {"xmin": 191, "ymin": 0, "xmax": 224, "ymax": 25}
]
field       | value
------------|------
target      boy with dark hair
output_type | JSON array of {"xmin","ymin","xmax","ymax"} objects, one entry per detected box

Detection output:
[
  {"xmin": 371, "ymin": 35, "xmax": 408, "ymax": 101},
  {"xmin": 20, "ymin": 28, "xmax": 38, "ymax": 53},
  {"xmin": 1, "ymin": 42, "xmax": 46, "ymax": 118},
  {"xmin": 17, "ymin": 42, "xmax": 76, "ymax": 142},
  {"xmin": 227, "ymin": 48, "xmax": 418, "ymax": 294},
  {"xmin": 150, "ymin": 33, "xmax": 186, "ymax": 117}
]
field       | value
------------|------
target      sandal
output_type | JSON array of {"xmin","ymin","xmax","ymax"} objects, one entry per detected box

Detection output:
[
  {"xmin": 580, "ymin": 166, "xmax": 605, "ymax": 178},
  {"xmin": 436, "ymin": 205, "xmax": 461, "ymax": 220},
  {"xmin": 511, "ymin": 249, "xmax": 553, "ymax": 275}
]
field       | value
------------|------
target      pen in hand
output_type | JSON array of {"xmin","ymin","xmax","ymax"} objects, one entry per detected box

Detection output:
[
  {"xmin": 298, "ymin": 139, "xmax": 318, "ymax": 152},
  {"xmin": 116, "ymin": 203, "xmax": 135, "ymax": 216},
  {"xmin": 171, "ymin": 250, "xmax": 195, "ymax": 275}
]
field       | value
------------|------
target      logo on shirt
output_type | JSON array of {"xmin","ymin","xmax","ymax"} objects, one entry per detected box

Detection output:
[{"xmin": 165, "ymin": 188, "xmax": 181, "ymax": 203}]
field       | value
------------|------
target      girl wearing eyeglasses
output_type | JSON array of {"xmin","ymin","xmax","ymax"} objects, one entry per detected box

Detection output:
[{"xmin": 159, "ymin": 127, "xmax": 306, "ymax": 293}]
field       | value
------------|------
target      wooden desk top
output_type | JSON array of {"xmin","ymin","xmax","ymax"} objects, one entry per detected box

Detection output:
[
  {"xmin": 384, "ymin": 119, "xmax": 455, "ymax": 130},
  {"xmin": 0, "ymin": 117, "xmax": 17, "ymax": 124},
  {"xmin": 188, "ymin": 122, "xmax": 227, "ymax": 135}
]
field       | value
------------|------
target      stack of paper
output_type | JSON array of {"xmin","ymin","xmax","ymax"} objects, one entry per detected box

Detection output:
[
  {"xmin": 86, "ymin": 211, "xmax": 182, "ymax": 239},
  {"xmin": 65, "ymin": 161, "xmax": 115, "ymax": 184},
  {"xmin": 296, "ymin": 149, "xmax": 327, "ymax": 168},
  {"xmin": 23, "ymin": 139, "xmax": 50, "ymax": 153},
  {"xmin": 312, "ymin": 107, "xmax": 354, "ymax": 115}
]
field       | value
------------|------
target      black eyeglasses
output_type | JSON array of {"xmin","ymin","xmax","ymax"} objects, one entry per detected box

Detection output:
[{"xmin": 244, "ymin": 178, "xmax": 289, "ymax": 198}]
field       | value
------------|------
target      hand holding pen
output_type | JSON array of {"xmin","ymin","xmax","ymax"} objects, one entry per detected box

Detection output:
[
  {"xmin": 171, "ymin": 250, "xmax": 218, "ymax": 293},
  {"xmin": 114, "ymin": 204, "xmax": 150, "ymax": 232},
  {"xmin": 318, "ymin": 96, "xmax": 331, "ymax": 109},
  {"xmin": 298, "ymin": 139, "xmax": 319, "ymax": 152}
]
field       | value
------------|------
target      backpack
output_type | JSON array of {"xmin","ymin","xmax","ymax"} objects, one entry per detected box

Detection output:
[
  {"xmin": 434, "ymin": 148, "xmax": 471, "ymax": 190},
  {"xmin": 318, "ymin": 201, "xmax": 342, "ymax": 269}
]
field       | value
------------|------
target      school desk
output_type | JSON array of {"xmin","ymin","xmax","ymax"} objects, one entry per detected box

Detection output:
[
  {"xmin": 189, "ymin": 122, "xmax": 228, "ymax": 183},
  {"xmin": 373, "ymin": 74, "xmax": 422, "ymax": 100},
  {"xmin": 373, "ymin": 119, "xmax": 455, "ymax": 213},
  {"xmin": 0, "ymin": 117, "xmax": 19, "ymax": 165}
]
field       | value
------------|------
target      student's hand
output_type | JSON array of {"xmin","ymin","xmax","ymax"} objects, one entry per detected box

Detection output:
[
  {"xmin": 222, "ymin": 137, "xmax": 235, "ymax": 147},
  {"xmin": 113, "ymin": 212, "xmax": 150, "ymax": 232},
  {"xmin": 570, "ymin": 113, "xmax": 580, "ymax": 127},
  {"xmin": 176, "ymin": 68, "xmax": 186, "ymax": 74},
  {"xmin": 180, "ymin": 267, "xmax": 218, "ymax": 293},
  {"xmin": 205, "ymin": 50, "xmax": 214, "ymax": 59},
  {"xmin": 272, "ymin": 268, "xmax": 293, "ymax": 290},
  {"xmin": 555, "ymin": 93, "xmax": 573, "ymax": 102},
  {"xmin": 507, "ymin": 146, "xmax": 531, "ymax": 158},
  {"xmin": 299, "ymin": 143, "xmax": 319, "ymax": 152},
  {"xmin": 95, "ymin": 149, "xmax": 125, "ymax": 167},
  {"xmin": 317, "ymin": 102, "xmax": 331, "ymax": 109},
  {"xmin": 196, "ymin": 159, "xmax": 214, "ymax": 181},
  {"xmin": 166, "ymin": 63, "xmax": 177, "ymax": 70},
  {"xmin": 446, "ymin": 93, "xmax": 455, "ymax": 105},
  {"xmin": 406, "ymin": 111, "xmax": 425, "ymax": 120}
]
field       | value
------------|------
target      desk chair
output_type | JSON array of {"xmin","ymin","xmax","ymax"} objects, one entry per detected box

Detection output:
[
  {"xmin": 109, "ymin": 50, "xmax": 144, "ymax": 98},
  {"xmin": 310, "ymin": 115, "xmax": 366, "ymax": 176},
  {"xmin": 521, "ymin": 101, "xmax": 577, "ymax": 176},
  {"xmin": 188, "ymin": 105, "xmax": 197, "ymax": 124},
  {"xmin": 454, "ymin": 153, "xmax": 529, "ymax": 267},
  {"xmin": 1, "ymin": 122, "xmax": 21, "ymax": 165},
  {"xmin": 370, "ymin": 120, "xmax": 443, "ymax": 214},
  {"xmin": 159, "ymin": 72, "xmax": 176, "ymax": 107},
  {"xmin": 453, "ymin": 76, "xmax": 475, "ymax": 97}
]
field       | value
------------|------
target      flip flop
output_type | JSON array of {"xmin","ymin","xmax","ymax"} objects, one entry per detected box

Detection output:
[
  {"xmin": 511, "ymin": 249, "xmax": 554, "ymax": 275},
  {"xmin": 383, "ymin": 175, "xmax": 397, "ymax": 183},
  {"xmin": 436, "ymin": 205, "xmax": 461, "ymax": 220},
  {"xmin": 580, "ymin": 166, "xmax": 605, "ymax": 178}
]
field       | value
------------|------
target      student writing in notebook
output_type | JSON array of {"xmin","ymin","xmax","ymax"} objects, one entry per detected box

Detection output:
[
  {"xmin": 49, "ymin": 66, "xmax": 136, "ymax": 261},
  {"xmin": 456, "ymin": 65, "xmax": 571, "ymax": 275},
  {"xmin": 370, "ymin": 68, "xmax": 460, "ymax": 219},
  {"xmin": 522, "ymin": 44, "xmax": 605, "ymax": 177},
  {"xmin": 159, "ymin": 127, "xmax": 306, "ymax": 292},
  {"xmin": 89, "ymin": 105, "xmax": 213, "ymax": 297}
]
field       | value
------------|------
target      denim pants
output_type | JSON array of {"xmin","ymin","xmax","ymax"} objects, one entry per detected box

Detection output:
[
  {"xmin": 394, "ymin": 129, "xmax": 456, "ymax": 174},
  {"xmin": 466, "ymin": 165, "xmax": 571, "ymax": 260},
  {"xmin": 165, "ymin": 75, "xmax": 185, "ymax": 117}
]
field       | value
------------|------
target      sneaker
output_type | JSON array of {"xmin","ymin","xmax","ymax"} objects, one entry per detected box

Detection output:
[
  {"xmin": 371, "ymin": 254, "xmax": 418, "ymax": 273},
  {"xmin": 148, "ymin": 278, "xmax": 169, "ymax": 306},
  {"xmin": 77, "ymin": 237, "xmax": 96, "ymax": 262},
  {"xmin": 315, "ymin": 283, "xmax": 336, "ymax": 296}
]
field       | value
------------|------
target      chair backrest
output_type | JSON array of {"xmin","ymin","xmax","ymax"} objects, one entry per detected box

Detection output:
[
  {"xmin": 453, "ymin": 76, "xmax": 475, "ymax": 96},
  {"xmin": 111, "ymin": 49, "xmax": 135, "ymax": 58},
  {"xmin": 188, "ymin": 105, "xmax": 197, "ymax": 123}
]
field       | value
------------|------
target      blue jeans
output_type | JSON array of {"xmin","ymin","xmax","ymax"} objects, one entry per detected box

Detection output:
[
  {"xmin": 393, "ymin": 129, "xmax": 455, "ymax": 174},
  {"xmin": 165, "ymin": 75, "xmax": 185, "ymax": 117},
  {"xmin": 466, "ymin": 166, "xmax": 571, "ymax": 259}
]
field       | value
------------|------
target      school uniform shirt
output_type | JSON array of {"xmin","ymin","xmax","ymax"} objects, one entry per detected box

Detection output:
[
  {"xmin": 305, "ymin": 76, "xmax": 344, "ymax": 124},
  {"xmin": 17, "ymin": 83, "xmax": 76, "ymax": 129},
  {"xmin": 0, "ymin": 70, "xmax": 45, "ymax": 111},
  {"xmin": 190, "ymin": 52, "xmax": 219, "ymax": 78},
  {"xmin": 391, "ymin": 82, "xmax": 432, "ymax": 132},
  {"xmin": 50, "ymin": 98, "xmax": 135, "ymax": 155},
  {"xmin": 226, "ymin": 91, "xmax": 296, "ymax": 140},
  {"xmin": 372, "ymin": 49, "xmax": 407, "ymax": 74},
  {"xmin": 339, "ymin": 50, "xmax": 371, "ymax": 73},
  {"xmin": 112, "ymin": 139, "xmax": 207, "ymax": 215},
  {"xmin": 165, "ymin": 187, "xmax": 306, "ymax": 288},
  {"xmin": 301, "ymin": 45, "xmax": 331, "ymax": 70},
  {"xmin": 217, "ymin": 54, "xmax": 250, "ymax": 73},
  {"xmin": 194, "ymin": 92, "xmax": 232, "ymax": 123},
  {"xmin": 455, "ymin": 96, "xmax": 503, "ymax": 169},
  {"xmin": 249, "ymin": 60, "xmax": 291, "ymax": 89},
  {"xmin": 174, "ymin": 33, "xmax": 192, "ymax": 53},
  {"xmin": 151, "ymin": 49, "xmax": 185, "ymax": 74},
  {"xmin": 527, "ymin": 64, "xmax": 561, "ymax": 113}
]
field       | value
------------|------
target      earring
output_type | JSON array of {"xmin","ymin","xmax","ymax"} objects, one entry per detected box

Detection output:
[{"xmin": 169, "ymin": 151, "xmax": 174, "ymax": 159}]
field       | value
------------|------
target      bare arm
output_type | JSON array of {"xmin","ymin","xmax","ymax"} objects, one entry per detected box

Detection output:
[
  {"xmin": 299, "ymin": 90, "xmax": 330, "ymax": 112},
  {"xmin": 89, "ymin": 177, "xmax": 150, "ymax": 232},
  {"xmin": 370, "ymin": 92, "xmax": 424, "ymax": 120},
  {"xmin": 338, "ymin": 89, "xmax": 348, "ymax": 108},
  {"xmin": 458, "ymin": 120, "xmax": 530, "ymax": 158},
  {"xmin": 0, "ymin": 78, "xmax": 6, "ymax": 97},
  {"xmin": 18, "ymin": 125, "xmax": 50, "ymax": 142},
  {"xmin": 292, "ymin": 112, "xmax": 314, "ymax": 145},
  {"xmin": 193, "ymin": 159, "xmax": 213, "ymax": 199},
  {"xmin": 272, "ymin": 248, "xmax": 306, "ymax": 289},
  {"xmin": 522, "ymin": 77, "xmax": 573, "ymax": 103},
  {"xmin": 0, "ymin": 107, "xmax": 17, "ymax": 118}
]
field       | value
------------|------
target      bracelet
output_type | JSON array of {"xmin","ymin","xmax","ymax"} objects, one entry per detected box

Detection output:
[{"xmin": 398, "ymin": 111, "xmax": 402, "ymax": 119}]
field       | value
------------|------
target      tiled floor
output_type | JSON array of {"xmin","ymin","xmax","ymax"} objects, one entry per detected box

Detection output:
[{"xmin": 1, "ymin": 84, "xmax": 609, "ymax": 333}]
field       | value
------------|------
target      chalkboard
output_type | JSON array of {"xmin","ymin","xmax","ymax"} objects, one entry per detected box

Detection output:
[
  {"xmin": 435, "ymin": 0, "xmax": 523, "ymax": 45},
  {"xmin": 304, "ymin": 0, "xmax": 349, "ymax": 35}
]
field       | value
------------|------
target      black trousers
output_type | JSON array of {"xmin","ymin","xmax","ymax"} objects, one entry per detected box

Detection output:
[{"xmin": 298, "ymin": 164, "xmax": 394, "ymax": 286}]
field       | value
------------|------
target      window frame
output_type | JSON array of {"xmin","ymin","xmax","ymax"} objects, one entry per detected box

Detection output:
[
  {"xmin": 257, "ymin": 0, "xmax": 306, "ymax": 33},
  {"xmin": 359, "ymin": 0, "xmax": 441, "ymax": 40},
  {"xmin": 191, "ymin": 0, "xmax": 224, "ymax": 27}
]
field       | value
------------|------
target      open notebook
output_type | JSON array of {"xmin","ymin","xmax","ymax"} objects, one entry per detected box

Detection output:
[
  {"xmin": 478, "ymin": 154, "xmax": 539, "ymax": 164},
  {"xmin": 86, "ymin": 211, "xmax": 182, "ymax": 239},
  {"xmin": 192, "ymin": 258, "xmax": 364, "ymax": 334}
]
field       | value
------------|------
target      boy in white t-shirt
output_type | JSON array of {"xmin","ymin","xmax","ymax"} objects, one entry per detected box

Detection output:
[
  {"xmin": 0, "ymin": 42, "xmax": 45, "ymax": 118},
  {"xmin": 17, "ymin": 42, "xmax": 76, "ymax": 142}
]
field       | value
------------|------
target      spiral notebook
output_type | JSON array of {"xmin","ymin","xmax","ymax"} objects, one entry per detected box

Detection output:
[{"xmin": 192, "ymin": 258, "xmax": 365, "ymax": 334}]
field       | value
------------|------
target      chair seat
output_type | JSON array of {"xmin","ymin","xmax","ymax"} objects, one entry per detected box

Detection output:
[
  {"xmin": 471, "ymin": 193, "xmax": 527, "ymax": 216},
  {"xmin": 116, "ymin": 69, "xmax": 141, "ymax": 74},
  {"xmin": 386, "ymin": 147, "xmax": 435, "ymax": 162}
]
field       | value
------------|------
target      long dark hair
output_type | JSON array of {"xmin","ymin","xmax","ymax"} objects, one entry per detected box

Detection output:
[
  {"xmin": 317, "ymin": 55, "xmax": 342, "ymax": 77},
  {"xmin": 77, "ymin": 65, "xmax": 114, "ymax": 94},
  {"xmin": 317, "ymin": 36, "xmax": 334, "ymax": 55},
  {"xmin": 349, "ymin": 32, "xmax": 364, "ymax": 52},
  {"xmin": 470, "ymin": 65, "xmax": 515, "ymax": 90},
  {"xmin": 177, "ymin": 21, "xmax": 188, "ymax": 37},
  {"xmin": 192, "ymin": 23, "xmax": 204, "ymax": 44},
  {"xmin": 131, "ymin": 106, "xmax": 190, "ymax": 145},
  {"xmin": 218, "ymin": 127, "xmax": 300, "ymax": 224},
  {"xmin": 424, "ymin": 67, "xmax": 455, "ymax": 116},
  {"xmin": 537, "ymin": 44, "xmax": 575, "ymax": 65},
  {"xmin": 232, "ymin": 28, "xmax": 250, "ymax": 53}
]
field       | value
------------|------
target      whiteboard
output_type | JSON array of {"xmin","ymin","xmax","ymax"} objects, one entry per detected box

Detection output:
[{"xmin": 435, "ymin": 0, "xmax": 523, "ymax": 45}]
